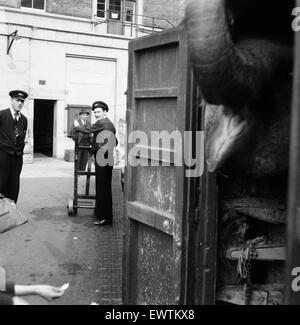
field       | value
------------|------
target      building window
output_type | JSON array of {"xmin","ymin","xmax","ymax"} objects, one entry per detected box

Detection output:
[
  {"xmin": 124, "ymin": 0, "xmax": 135, "ymax": 22},
  {"xmin": 97, "ymin": 0, "xmax": 106, "ymax": 18},
  {"xmin": 96, "ymin": 0, "xmax": 136, "ymax": 22},
  {"xmin": 21, "ymin": 0, "xmax": 45, "ymax": 10},
  {"xmin": 109, "ymin": 0, "xmax": 121, "ymax": 20}
]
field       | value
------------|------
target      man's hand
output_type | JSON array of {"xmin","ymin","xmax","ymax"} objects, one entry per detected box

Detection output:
[
  {"xmin": 73, "ymin": 120, "xmax": 80, "ymax": 127},
  {"xmin": 35, "ymin": 285, "xmax": 65, "ymax": 301}
]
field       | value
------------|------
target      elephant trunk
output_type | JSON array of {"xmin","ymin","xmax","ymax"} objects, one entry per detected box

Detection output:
[{"xmin": 185, "ymin": 0, "xmax": 292, "ymax": 109}]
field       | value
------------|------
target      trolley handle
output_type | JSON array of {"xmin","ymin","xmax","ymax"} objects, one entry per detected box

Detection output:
[{"xmin": 78, "ymin": 145, "xmax": 92, "ymax": 150}]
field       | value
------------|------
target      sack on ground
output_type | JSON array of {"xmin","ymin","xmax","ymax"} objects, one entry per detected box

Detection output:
[{"xmin": 0, "ymin": 196, "xmax": 28, "ymax": 234}]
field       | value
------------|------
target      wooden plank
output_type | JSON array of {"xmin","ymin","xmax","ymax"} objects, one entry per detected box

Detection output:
[
  {"xmin": 77, "ymin": 171, "xmax": 96, "ymax": 176},
  {"xmin": 132, "ymin": 28, "xmax": 180, "ymax": 51},
  {"xmin": 222, "ymin": 198, "xmax": 286, "ymax": 224},
  {"xmin": 77, "ymin": 199, "xmax": 94, "ymax": 207},
  {"xmin": 127, "ymin": 201, "xmax": 174, "ymax": 236},
  {"xmin": 198, "ymin": 172, "xmax": 218, "ymax": 305},
  {"xmin": 76, "ymin": 195, "xmax": 96, "ymax": 200},
  {"xmin": 73, "ymin": 205, "xmax": 95, "ymax": 209},
  {"xmin": 123, "ymin": 40, "xmax": 139, "ymax": 304},
  {"xmin": 217, "ymin": 284, "xmax": 284, "ymax": 305},
  {"xmin": 193, "ymin": 87, "xmax": 218, "ymax": 305},
  {"xmin": 134, "ymin": 88, "xmax": 177, "ymax": 98},
  {"xmin": 173, "ymin": 26, "xmax": 190, "ymax": 305},
  {"xmin": 134, "ymin": 167, "xmax": 176, "ymax": 214},
  {"xmin": 182, "ymin": 76, "xmax": 202, "ymax": 305},
  {"xmin": 136, "ymin": 47, "xmax": 178, "ymax": 90},
  {"xmin": 226, "ymin": 245, "xmax": 286, "ymax": 261},
  {"xmin": 134, "ymin": 145, "xmax": 177, "ymax": 165},
  {"xmin": 127, "ymin": 41, "xmax": 138, "ymax": 203}
]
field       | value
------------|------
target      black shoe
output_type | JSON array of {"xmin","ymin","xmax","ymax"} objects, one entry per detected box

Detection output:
[{"xmin": 93, "ymin": 219, "xmax": 112, "ymax": 226}]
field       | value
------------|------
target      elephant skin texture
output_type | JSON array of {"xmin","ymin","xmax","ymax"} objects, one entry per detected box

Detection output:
[{"xmin": 185, "ymin": 0, "xmax": 293, "ymax": 177}]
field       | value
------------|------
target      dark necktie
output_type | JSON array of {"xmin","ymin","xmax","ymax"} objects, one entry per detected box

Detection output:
[{"xmin": 14, "ymin": 113, "xmax": 19, "ymax": 144}]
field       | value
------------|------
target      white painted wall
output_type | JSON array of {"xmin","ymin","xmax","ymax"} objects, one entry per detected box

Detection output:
[
  {"xmin": 0, "ymin": 7, "xmax": 129, "ymax": 161},
  {"xmin": 66, "ymin": 55, "xmax": 117, "ymax": 122}
]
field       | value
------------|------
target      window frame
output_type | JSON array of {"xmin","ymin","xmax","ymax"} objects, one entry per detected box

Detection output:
[
  {"xmin": 96, "ymin": 0, "xmax": 106, "ymax": 19},
  {"xmin": 95, "ymin": 0, "xmax": 136, "ymax": 23},
  {"xmin": 20, "ymin": 0, "xmax": 46, "ymax": 11},
  {"xmin": 108, "ymin": 0, "xmax": 122, "ymax": 21},
  {"xmin": 124, "ymin": 0, "xmax": 136, "ymax": 23}
]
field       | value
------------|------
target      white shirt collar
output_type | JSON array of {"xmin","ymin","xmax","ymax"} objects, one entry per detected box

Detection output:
[{"xmin": 10, "ymin": 108, "xmax": 20, "ymax": 120}]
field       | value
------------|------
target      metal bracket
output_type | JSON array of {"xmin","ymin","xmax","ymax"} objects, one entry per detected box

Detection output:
[
  {"xmin": 7, "ymin": 30, "xmax": 20, "ymax": 55},
  {"xmin": 91, "ymin": 15, "xmax": 108, "ymax": 26}
]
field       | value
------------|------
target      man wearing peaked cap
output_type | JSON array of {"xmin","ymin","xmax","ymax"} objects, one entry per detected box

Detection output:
[
  {"xmin": 79, "ymin": 108, "xmax": 90, "ymax": 115},
  {"xmin": 92, "ymin": 101, "xmax": 109, "ymax": 111},
  {"xmin": 70, "ymin": 107, "xmax": 92, "ymax": 171},
  {"xmin": 8, "ymin": 90, "xmax": 28, "ymax": 101},
  {"xmin": 73, "ymin": 100, "xmax": 117, "ymax": 226},
  {"xmin": 0, "ymin": 90, "xmax": 28, "ymax": 203}
]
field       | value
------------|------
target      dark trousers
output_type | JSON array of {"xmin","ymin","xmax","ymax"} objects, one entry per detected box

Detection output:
[
  {"xmin": 95, "ymin": 164, "xmax": 113, "ymax": 222},
  {"xmin": 0, "ymin": 150, "xmax": 23, "ymax": 203},
  {"xmin": 78, "ymin": 149, "xmax": 89, "ymax": 171}
]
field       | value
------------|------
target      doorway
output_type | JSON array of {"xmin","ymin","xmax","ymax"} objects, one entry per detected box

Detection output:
[{"xmin": 33, "ymin": 99, "xmax": 54, "ymax": 157}]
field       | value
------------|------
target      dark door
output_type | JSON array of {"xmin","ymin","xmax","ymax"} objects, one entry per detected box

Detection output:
[
  {"xmin": 107, "ymin": 0, "xmax": 124, "ymax": 35},
  {"xmin": 33, "ymin": 99, "xmax": 54, "ymax": 157}
]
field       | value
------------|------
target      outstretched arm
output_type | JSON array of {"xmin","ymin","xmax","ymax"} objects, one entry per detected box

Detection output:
[
  {"xmin": 14, "ymin": 284, "xmax": 65, "ymax": 301},
  {"xmin": 74, "ymin": 120, "xmax": 105, "ymax": 134},
  {"xmin": 0, "ymin": 267, "xmax": 66, "ymax": 304}
]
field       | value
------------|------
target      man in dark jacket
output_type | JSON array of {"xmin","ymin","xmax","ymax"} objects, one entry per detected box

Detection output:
[
  {"xmin": 70, "ymin": 108, "xmax": 92, "ymax": 171},
  {"xmin": 0, "ymin": 90, "xmax": 28, "ymax": 203},
  {"xmin": 74, "ymin": 101, "xmax": 117, "ymax": 226}
]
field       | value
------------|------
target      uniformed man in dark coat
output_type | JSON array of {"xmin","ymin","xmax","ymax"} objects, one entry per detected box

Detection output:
[
  {"xmin": 74, "ymin": 101, "xmax": 117, "ymax": 226},
  {"xmin": 0, "ymin": 90, "xmax": 28, "ymax": 203},
  {"xmin": 70, "ymin": 108, "xmax": 92, "ymax": 171}
]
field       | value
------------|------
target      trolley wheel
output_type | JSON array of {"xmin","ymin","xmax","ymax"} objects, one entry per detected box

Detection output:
[{"xmin": 68, "ymin": 199, "xmax": 77, "ymax": 216}]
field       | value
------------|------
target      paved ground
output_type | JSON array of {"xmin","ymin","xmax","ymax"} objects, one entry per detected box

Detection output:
[{"xmin": 0, "ymin": 156, "xmax": 124, "ymax": 305}]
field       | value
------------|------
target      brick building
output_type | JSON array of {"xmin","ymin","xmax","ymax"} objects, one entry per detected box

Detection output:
[{"xmin": 0, "ymin": 0, "xmax": 185, "ymax": 162}]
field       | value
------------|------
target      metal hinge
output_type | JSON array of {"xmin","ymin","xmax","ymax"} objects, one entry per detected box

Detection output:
[{"xmin": 188, "ymin": 207, "xmax": 202, "ymax": 225}]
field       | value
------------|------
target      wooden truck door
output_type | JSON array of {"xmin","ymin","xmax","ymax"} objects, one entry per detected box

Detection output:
[{"xmin": 123, "ymin": 25, "xmax": 193, "ymax": 304}]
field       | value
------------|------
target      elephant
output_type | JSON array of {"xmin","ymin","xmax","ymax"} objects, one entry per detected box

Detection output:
[
  {"xmin": 184, "ymin": 0, "xmax": 294, "ymax": 177},
  {"xmin": 184, "ymin": 2, "xmax": 295, "ymax": 300}
]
